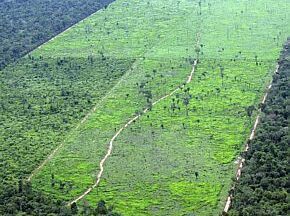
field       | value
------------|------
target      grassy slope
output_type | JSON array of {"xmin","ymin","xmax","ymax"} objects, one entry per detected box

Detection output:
[
  {"xmin": 30, "ymin": 0, "xmax": 290, "ymax": 215},
  {"xmin": 83, "ymin": 2, "xmax": 289, "ymax": 215},
  {"xmin": 32, "ymin": 0, "xmax": 200, "ymax": 199}
]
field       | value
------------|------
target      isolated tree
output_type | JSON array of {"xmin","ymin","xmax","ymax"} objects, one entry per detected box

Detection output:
[
  {"xmin": 183, "ymin": 87, "xmax": 192, "ymax": 116},
  {"xmin": 255, "ymin": 55, "xmax": 258, "ymax": 66},
  {"xmin": 198, "ymin": 1, "xmax": 202, "ymax": 15},
  {"xmin": 219, "ymin": 65, "xmax": 224, "ymax": 86},
  {"xmin": 51, "ymin": 173, "xmax": 55, "ymax": 187},
  {"xmin": 152, "ymin": 69, "xmax": 157, "ymax": 76},
  {"xmin": 183, "ymin": 97, "xmax": 190, "ymax": 116},
  {"xmin": 195, "ymin": 171, "xmax": 199, "ymax": 179},
  {"xmin": 182, "ymin": 122, "xmax": 186, "ymax": 129},
  {"xmin": 246, "ymin": 105, "xmax": 255, "ymax": 119}
]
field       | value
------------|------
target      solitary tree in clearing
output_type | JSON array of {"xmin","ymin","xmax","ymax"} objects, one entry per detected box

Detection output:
[
  {"xmin": 219, "ymin": 65, "xmax": 225, "ymax": 86},
  {"xmin": 246, "ymin": 105, "xmax": 255, "ymax": 122},
  {"xmin": 183, "ymin": 87, "xmax": 192, "ymax": 116}
]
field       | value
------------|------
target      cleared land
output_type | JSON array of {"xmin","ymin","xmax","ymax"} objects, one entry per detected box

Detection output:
[{"xmin": 9, "ymin": 0, "xmax": 288, "ymax": 215}]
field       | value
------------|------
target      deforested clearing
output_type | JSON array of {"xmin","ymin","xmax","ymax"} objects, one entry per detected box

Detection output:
[{"xmin": 1, "ymin": 0, "xmax": 289, "ymax": 215}]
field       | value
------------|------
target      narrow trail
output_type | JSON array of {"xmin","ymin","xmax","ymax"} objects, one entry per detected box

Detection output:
[
  {"xmin": 27, "ymin": 24, "xmax": 196, "ymax": 183},
  {"xmin": 67, "ymin": 46, "xmax": 200, "ymax": 205},
  {"xmin": 27, "ymin": 59, "xmax": 141, "ymax": 182},
  {"xmin": 27, "ymin": 24, "xmax": 185, "ymax": 182},
  {"xmin": 223, "ymin": 64, "xmax": 280, "ymax": 214}
]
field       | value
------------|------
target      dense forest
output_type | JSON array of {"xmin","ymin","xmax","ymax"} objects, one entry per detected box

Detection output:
[
  {"xmin": 0, "ymin": 181, "xmax": 121, "ymax": 215},
  {"xmin": 228, "ymin": 39, "xmax": 289, "ymax": 215},
  {"xmin": 0, "ymin": 0, "xmax": 121, "ymax": 215},
  {"xmin": 0, "ymin": 0, "xmax": 114, "ymax": 69}
]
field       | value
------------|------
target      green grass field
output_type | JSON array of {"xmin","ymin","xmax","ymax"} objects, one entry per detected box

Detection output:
[{"xmin": 25, "ymin": 0, "xmax": 290, "ymax": 215}]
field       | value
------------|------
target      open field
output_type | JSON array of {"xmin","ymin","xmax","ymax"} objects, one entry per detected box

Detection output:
[
  {"xmin": 31, "ymin": 0, "xmax": 201, "ymax": 199},
  {"xmin": 1, "ymin": 0, "xmax": 289, "ymax": 215},
  {"xmin": 31, "ymin": 0, "xmax": 289, "ymax": 215}
]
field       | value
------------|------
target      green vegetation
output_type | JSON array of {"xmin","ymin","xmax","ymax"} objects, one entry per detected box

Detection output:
[
  {"xmin": 0, "ymin": 56, "xmax": 132, "ymax": 182},
  {"xmin": 0, "ymin": 0, "xmax": 114, "ymax": 69},
  {"xmin": 0, "ymin": 0, "xmax": 289, "ymax": 215},
  {"xmin": 229, "ymin": 39, "xmax": 289, "ymax": 216},
  {"xmin": 0, "ymin": 181, "xmax": 69, "ymax": 215},
  {"xmin": 28, "ymin": 0, "xmax": 289, "ymax": 215},
  {"xmin": 0, "ymin": 181, "xmax": 121, "ymax": 215},
  {"xmin": 31, "ymin": 0, "xmax": 200, "ymax": 203},
  {"xmin": 0, "ymin": 56, "xmax": 131, "ymax": 214}
]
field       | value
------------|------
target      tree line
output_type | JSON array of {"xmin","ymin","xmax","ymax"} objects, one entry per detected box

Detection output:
[
  {"xmin": 0, "ymin": 0, "xmax": 114, "ymax": 69},
  {"xmin": 0, "ymin": 180, "xmax": 121, "ymax": 215},
  {"xmin": 228, "ymin": 38, "xmax": 289, "ymax": 215}
]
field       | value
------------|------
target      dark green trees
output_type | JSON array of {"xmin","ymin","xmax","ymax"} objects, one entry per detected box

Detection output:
[
  {"xmin": 229, "ymin": 39, "xmax": 289, "ymax": 216},
  {"xmin": 0, "ymin": 0, "xmax": 114, "ymax": 69}
]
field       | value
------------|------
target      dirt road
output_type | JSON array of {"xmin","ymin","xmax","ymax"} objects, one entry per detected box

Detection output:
[
  {"xmin": 223, "ymin": 64, "xmax": 280, "ymax": 213},
  {"xmin": 67, "ymin": 57, "xmax": 199, "ymax": 205}
]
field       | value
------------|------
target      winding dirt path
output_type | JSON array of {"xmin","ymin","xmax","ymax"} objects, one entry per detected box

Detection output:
[
  {"xmin": 28, "ymin": 29, "xmax": 199, "ymax": 185},
  {"xmin": 67, "ymin": 53, "xmax": 199, "ymax": 206},
  {"xmin": 223, "ymin": 64, "xmax": 280, "ymax": 214},
  {"xmin": 27, "ymin": 60, "xmax": 141, "ymax": 182}
]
